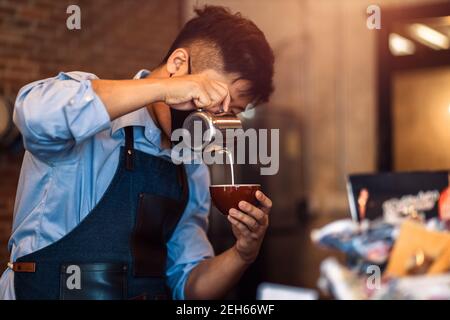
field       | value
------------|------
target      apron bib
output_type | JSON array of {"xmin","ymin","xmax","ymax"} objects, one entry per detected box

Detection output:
[{"xmin": 13, "ymin": 126, "xmax": 188, "ymax": 300}]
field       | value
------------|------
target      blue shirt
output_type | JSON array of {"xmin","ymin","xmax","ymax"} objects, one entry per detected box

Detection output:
[{"xmin": 0, "ymin": 70, "xmax": 214, "ymax": 300}]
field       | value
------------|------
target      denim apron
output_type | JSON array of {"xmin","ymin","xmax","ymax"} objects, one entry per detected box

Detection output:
[{"xmin": 13, "ymin": 126, "xmax": 188, "ymax": 299}]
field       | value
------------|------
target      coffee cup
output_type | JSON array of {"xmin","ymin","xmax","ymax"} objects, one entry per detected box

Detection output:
[{"xmin": 209, "ymin": 184, "xmax": 261, "ymax": 215}]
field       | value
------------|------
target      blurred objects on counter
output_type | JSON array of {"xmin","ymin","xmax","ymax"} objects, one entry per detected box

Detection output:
[
  {"xmin": 313, "ymin": 216, "xmax": 450, "ymax": 299},
  {"xmin": 372, "ymin": 273, "xmax": 450, "ymax": 300},
  {"xmin": 313, "ymin": 170, "xmax": 450, "ymax": 300},
  {"xmin": 347, "ymin": 171, "xmax": 449, "ymax": 222},
  {"xmin": 439, "ymin": 186, "xmax": 450, "ymax": 222},
  {"xmin": 319, "ymin": 257, "xmax": 450, "ymax": 300},
  {"xmin": 386, "ymin": 220, "xmax": 450, "ymax": 276},
  {"xmin": 318, "ymin": 257, "xmax": 368, "ymax": 300},
  {"xmin": 312, "ymin": 218, "xmax": 396, "ymax": 270},
  {"xmin": 256, "ymin": 283, "xmax": 318, "ymax": 300}
]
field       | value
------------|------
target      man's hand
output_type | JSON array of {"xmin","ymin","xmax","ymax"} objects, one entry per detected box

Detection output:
[
  {"xmin": 185, "ymin": 190, "xmax": 272, "ymax": 299},
  {"xmin": 160, "ymin": 74, "xmax": 231, "ymax": 113},
  {"xmin": 92, "ymin": 71, "xmax": 231, "ymax": 121},
  {"xmin": 227, "ymin": 190, "xmax": 272, "ymax": 264}
]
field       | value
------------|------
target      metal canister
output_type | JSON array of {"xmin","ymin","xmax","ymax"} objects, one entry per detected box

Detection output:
[{"xmin": 182, "ymin": 109, "xmax": 243, "ymax": 151}]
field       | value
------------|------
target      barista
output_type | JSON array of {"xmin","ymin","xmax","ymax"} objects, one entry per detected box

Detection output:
[{"xmin": 0, "ymin": 6, "xmax": 274, "ymax": 300}]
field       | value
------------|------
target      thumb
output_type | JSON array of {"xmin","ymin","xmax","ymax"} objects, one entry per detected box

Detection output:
[
  {"xmin": 170, "ymin": 101, "xmax": 196, "ymax": 111},
  {"xmin": 193, "ymin": 90, "xmax": 211, "ymax": 108}
]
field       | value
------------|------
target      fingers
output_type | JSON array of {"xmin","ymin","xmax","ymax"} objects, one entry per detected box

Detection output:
[
  {"xmin": 192, "ymin": 78, "xmax": 230, "ymax": 111},
  {"xmin": 255, "ymin": 190, "xmax": 272, "ymax": 214},
  {"xmin": 228, "ymin": 191, "xmax": 272, "ymax": 246},
  {"xmin": 164, "ymin": 74, "xmax": 230, "ymax": 111},
  {"xmin": 227, "ymin": 215, "xmax": 260, "ymax": 240},
  {"xmin": 170, "ymin": 101, "xmax": 196, "ymax": 111},
  {"xmin": 204, "ymin": 81, "xmax": 227, "ymax": 111},
  {"xmin": 192, "ymin": 83, "xmax": 211, "ymax": 109},
  {"xmin": 212, "ymin": 81, "xmax": 231, "ymax": 112},
  {"xmin": 229, "ymin": 208, "xmax": 260, "ymax": 232},
  {"xmin": 228, "ymin": 191, "xmax": 272, "ymax": 232},
  {"xmin": 222, "ymin": 90, "xmax": 231, "ymax": 113},
  {"xmin": 238, "ymin": 201, "xmax": 266, "ymax": 225},
  {"xmin": 228, "ymin": 215, "xmax": 250, "ymax": 236}
]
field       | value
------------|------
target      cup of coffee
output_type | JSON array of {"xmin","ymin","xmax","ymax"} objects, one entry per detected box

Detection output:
[{"xmin": 209, "ymin": 184, "xmax": 261, "ymax": 215}]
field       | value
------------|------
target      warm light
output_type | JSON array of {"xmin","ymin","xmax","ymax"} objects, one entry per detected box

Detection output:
[
  {"xmin": 415, "ymin": 250, "xmax": 425, "ymax": 267},
  {"xmin": 448, "ymin": 104, "xmax": 450, "ymax": 114},
  {"xmin": 409, "ymin": 23, "xmax": 450, "ymax": 50},
  {"xmin": 389, "ymin": 33, "xmax": 416, "ymax": 56}
]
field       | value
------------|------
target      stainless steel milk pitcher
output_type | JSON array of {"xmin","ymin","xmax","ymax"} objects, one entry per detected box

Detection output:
[{"xmin": 182, "ymin": 109, "xmax": 243, "ymax": 152}]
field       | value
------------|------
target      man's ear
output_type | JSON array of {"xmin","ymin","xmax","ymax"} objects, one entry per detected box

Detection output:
[{"xmin": 166, "ymin": 48, "xmax": 189, "ymax": 76}]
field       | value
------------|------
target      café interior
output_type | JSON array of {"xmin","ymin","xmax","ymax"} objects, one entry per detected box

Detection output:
[{"xmin": 0, "ymin": 0, "xmax": 449, "ymax": 299}]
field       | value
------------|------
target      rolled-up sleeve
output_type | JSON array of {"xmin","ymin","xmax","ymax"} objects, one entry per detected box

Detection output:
[
  {"xmin": 166, "ymin": 164, "xmax": 214, "ymax": 300},
  {"xmin": 13, "ymin": 71, "xmax": 111, "ymax": 161}
]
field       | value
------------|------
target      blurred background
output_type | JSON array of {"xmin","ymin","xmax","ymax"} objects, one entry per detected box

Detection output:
[{"xmin": 0, "ymin": 0, "xmax": 449, "ymax": 299}]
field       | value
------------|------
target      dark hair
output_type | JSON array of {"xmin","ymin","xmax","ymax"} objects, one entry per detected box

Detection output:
[{"xmin": 163, "ymin": 5, "xmax": 275, "ymax": 104}]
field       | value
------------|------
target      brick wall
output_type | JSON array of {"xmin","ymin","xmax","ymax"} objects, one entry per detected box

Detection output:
[
  {"xmin": 0, "ymin": 154, "xmax": 21, "ymax": 267},
  {"xmin": 0, "ymin": 0, "xmax": 181, "ymax": 267}
]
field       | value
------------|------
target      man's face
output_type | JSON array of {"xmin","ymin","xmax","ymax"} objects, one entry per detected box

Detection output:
[{"xmin": 197, "ymin": 68, "xmax": 254, "ymax": 115}]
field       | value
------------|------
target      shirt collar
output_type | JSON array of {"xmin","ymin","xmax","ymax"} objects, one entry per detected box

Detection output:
[{"xmin": 110, "ymin": 69, "xmax": 162, "ymax": 147}]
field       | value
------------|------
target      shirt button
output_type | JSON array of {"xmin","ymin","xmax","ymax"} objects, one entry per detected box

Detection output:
[
  {"xmin": 69, "ymin": 99, "xmax": 75, "ymax": 105},
  {"xmin": 85, "ymin": 95, "xmax": 93, "ymax": 102}
]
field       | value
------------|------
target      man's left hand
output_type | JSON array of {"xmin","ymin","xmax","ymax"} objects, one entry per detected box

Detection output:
[{"xmin": 227, "ymin": 190, "xmax": 272, "ymax": 264}]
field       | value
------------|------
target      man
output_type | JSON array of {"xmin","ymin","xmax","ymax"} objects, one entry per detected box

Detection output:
[{"xmin": 0, "ymin": 6, "xmax": 274, "ymax": 300}]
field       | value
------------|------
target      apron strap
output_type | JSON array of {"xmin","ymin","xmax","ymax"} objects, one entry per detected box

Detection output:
[
  {"xmin": 177, "ymin": 164, "xmax": 189, "ymax": 204},
  {"xmin": 124, "ymin": 126, "xmax": 134, "ymax": 171}
]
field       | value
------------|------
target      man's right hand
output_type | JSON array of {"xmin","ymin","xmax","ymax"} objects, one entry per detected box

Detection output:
[
  {"xmin": 92, "ymin": 73, "xmax": 231, "ymax": 121},
  {"xmin": 159, "ymin": 74, "xmax": 231, "ymax": 113}
]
